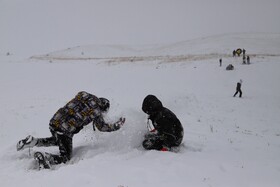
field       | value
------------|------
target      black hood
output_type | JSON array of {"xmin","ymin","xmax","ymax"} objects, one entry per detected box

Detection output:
[{"xmin": 142, "ymin": 95, "xmax": 163, "ymax": 115}]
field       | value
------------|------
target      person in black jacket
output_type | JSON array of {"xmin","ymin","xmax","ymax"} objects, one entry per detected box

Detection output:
[
  {"xmin": 16, "ymin": 91, "xmax": 125, "ymax": 169},
  {"xmin": 247, "ymin": 56, "xmax": 250, "ymax": 64},
  {"xmin": 142, "ymin": 95, "xmax": 184, "ymax": 151},
  {"xmin": 233, "ymin": 80, "xmax": 243, "ymax": 97}
]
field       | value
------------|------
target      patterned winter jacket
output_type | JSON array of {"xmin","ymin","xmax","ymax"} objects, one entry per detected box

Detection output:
[{"xmin": 49, "ymin": 91, "xmax": 120, "ymax": 137}]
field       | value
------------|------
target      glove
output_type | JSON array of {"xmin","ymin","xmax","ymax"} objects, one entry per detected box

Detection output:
[{"xmin": 114, "ymin": 117, "xmax": 125, "ymax": 129}]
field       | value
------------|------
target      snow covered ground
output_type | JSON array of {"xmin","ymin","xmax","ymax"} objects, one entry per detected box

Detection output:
[{"xmin": 0, "ymin": 33, "xmax": 280, "ymax": 187}]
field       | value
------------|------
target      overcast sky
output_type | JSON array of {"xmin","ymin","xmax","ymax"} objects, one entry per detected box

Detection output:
[{"xmin": 1, "ymin": 0, "xmax": 280, "ymax": 57}]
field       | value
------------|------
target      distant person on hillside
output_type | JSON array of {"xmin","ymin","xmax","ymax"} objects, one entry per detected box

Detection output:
[
  {"xmin": 242, "ymin": 49, "xmax": 246, "ymax": 57},
  {"xmin": 226, "ymin": 64, "xmax": 234, "ymax": 70},
  {"xmin": 141, "ymin": 95, "xmax": 184, "ymax": 151},
  {"xmin": 233, "ymin": 80, "xmax": 243, "ymax": 98},
  {"xmin": 233, "ymin": 50, "xmax": 236, "ymax": 57},
  {"xmin": 16, "ymin": 91, "xmax": 125, "ymax": 169},
  {"xmin": 247, "ymin": 56, "xmax": 250, "ymax": 64},
  {"xmin": 219, "ymin": 58, "xmax": 222, "ymax": 67},
  {"xmin": 243, "ymin": 56, "xmax": 246, "ymax": 64}
]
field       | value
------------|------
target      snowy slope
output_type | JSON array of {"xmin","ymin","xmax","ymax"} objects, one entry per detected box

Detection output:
[
  {"xmin": 29, "ymin": 33, "xmax": 280, "ymax": 65},
  {"xmin": 0, "ymin": 34, "xmax": 280, "ymax": 187}
]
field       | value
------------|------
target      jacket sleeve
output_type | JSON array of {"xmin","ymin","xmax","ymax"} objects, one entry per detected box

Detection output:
[
  {"xmin": 155, "ymin": 116, "xmax": 177, "ymax": 143},
  {"xmin": 93, "ymin": 116, "xmax": 121, "ymax": 132}
]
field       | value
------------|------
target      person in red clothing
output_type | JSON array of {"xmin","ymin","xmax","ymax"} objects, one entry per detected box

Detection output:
[{"xmin": 17, "ymin": 91, "xmax": 125, "ymax": 169}]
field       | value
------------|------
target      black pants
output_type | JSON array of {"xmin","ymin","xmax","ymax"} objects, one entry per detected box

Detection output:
[
  {"xmin": 36, "ymin": 130, "xmax": 72, "ymax": 165},
  {"xmin": 142, "ymin": 133, "xmax": 182, "ymax": 150},
  {"xmin": 234, "ymin": 89, "xmax": 242, "ymax": 97}
]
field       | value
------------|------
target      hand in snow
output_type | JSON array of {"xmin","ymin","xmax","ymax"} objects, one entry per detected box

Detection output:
[
  {"xmin": 117, "ymin": 117, "xmax": 126, "ymax": 126},
  {"xmin": 114, "ymin": 117, "xmax": 125, "ymax": 129}
]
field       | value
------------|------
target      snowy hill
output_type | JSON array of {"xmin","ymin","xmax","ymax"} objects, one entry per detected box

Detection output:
[
  {"xmin": 1, "ymin": 33, "xmax": 280, "ymax": 187},
  {"xmin": 29, "ymin": 33, "xmax": 280, "ymax": 64}
]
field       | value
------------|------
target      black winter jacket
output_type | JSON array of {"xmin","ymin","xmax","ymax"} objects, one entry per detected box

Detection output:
[
  {"xmin": 236, "ymin": 82, "xmax": 242, "ymax": 90},
  {"xmin": 142, "ymin": 95, "xmax": 184, "ymax": 146}
]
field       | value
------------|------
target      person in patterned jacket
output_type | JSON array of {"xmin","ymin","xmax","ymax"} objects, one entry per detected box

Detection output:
[{"xmin": 16, "ymin": 91, "xmax": 125, "ymax": 169}]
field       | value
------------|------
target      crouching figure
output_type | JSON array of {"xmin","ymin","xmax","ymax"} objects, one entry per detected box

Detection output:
[
  {"xmin": 142, "ymin": 95, "xmax": 184, "ymax": 151},
  {"xmin": 17, "ymin": 91, "xmax": 125, "ymax": 169}
]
